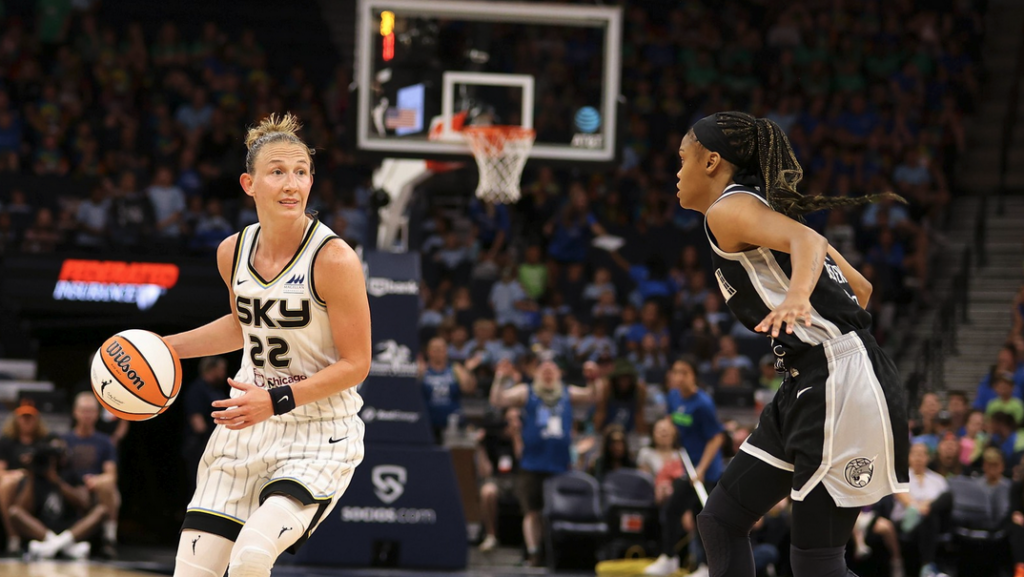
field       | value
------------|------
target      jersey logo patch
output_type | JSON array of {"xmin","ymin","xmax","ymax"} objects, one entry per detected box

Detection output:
[
  {"xmin": 284, "ymin": 274, "xmax": 306, "ymax": 294},
  {"xmin": 715, "ymin": 268, "xmax": 737, "ymax": 302},
  {"xmin": 844, "ymin": 457, "xmax": 875, "ymax": 488}
]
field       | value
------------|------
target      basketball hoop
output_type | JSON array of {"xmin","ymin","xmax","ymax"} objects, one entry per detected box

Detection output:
[{"xmin": 462, "ymin": 126, "xmax": 535, "ymax": 204}]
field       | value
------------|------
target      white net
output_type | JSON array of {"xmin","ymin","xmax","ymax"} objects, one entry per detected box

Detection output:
[{"xmin": 462, "ymin": 126, "xmax": 536, "ymax": 204}]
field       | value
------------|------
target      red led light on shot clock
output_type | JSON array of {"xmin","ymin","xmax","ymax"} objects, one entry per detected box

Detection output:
[{"xmin": 381, "ymin": 11, "xmax": 395, "ymax": 61}]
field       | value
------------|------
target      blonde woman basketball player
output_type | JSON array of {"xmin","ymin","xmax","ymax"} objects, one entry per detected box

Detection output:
[{"xmin": 163, "ymin": 113, "xmax": 371, "ymax": 577}]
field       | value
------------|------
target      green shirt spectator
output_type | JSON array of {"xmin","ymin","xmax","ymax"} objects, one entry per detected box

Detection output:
[
  {"xmin": 986, "ymin": 398, "xmax": 1024, "ymax": 427},
  {"xmin": 37, "ymin": 0, "xmax": 72, "ymax": 43},
  {"xmin": 986, "ymin": 373, "xmax": 1023, "ymax": 426},
  {"xmin": 518, "ymin": 265, "xmax": 546, "ymax": 300}
]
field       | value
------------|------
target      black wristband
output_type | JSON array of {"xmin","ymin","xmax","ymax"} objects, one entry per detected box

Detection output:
[{"xmin": 269, "ymin": 385, "xmax": 296, "ymax": 415}]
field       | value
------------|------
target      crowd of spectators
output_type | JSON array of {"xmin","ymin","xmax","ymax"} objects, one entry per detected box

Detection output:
[
  {"xmin": 465, "ymin": 330, "xmax": 1024, "ymax": 576},
  {"xmin": 0, "ymin": 0, "xmax": 999, "ymax": 570},
  {"xmin": 418, "ymin": 0, "xmax": 985, "ymax": 440},
  {"xmin": 0, "ymin": 0, "xmax": 365, "ymax": 257}
]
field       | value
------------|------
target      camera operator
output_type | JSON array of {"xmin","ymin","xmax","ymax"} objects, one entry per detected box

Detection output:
[{"xmin": 11, "ymin": 437, "xmax": 105, "ymax": 560}]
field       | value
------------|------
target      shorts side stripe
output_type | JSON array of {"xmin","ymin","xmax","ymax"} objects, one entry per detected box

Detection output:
[
  {"xmin": 856, "ymin": 334, "xmax": 909, "ymax": 493},
  {"xmin": 791, "ymin": 337, "xmax": 843, "ymax": 501},
  {"xmin": 739, "ymin": 442, "xmax": 795, "ymax": 472}
]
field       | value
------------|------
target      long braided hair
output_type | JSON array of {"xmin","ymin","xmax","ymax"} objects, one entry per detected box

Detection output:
[{"xmin": 694, "ymin": 111, "xmax": 904, "ymax": 218}]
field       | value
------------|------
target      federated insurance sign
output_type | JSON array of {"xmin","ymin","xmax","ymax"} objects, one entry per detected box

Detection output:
[{"xmin": 52, "ymin": 259, "xmax": 180, "ymax": 311}]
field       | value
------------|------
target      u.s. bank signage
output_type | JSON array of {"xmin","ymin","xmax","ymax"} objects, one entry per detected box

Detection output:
[{"xmin": 358, "ymin": 252, "xmax": 431, "ymax": 445}]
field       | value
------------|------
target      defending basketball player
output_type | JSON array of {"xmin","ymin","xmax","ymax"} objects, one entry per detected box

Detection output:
[
  {"xmin": 162, "ymin": 113, "xmax": 371, "ymax": 577},
  {"xmin": 671, "ymin": 112, "xmax": 909, "ymax": 577}
]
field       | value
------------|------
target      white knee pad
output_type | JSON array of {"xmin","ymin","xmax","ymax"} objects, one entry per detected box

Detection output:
[
  {"xmin": 227, "ymin": 495, "xmax": 320, "ymax": 577},
  {"xmin": 174, "ymin": 530, "xmax": 233, "ymax": 577},
  {"xmin": 228, "ymin": 545, "xmax": 275, "ymax": 577}
]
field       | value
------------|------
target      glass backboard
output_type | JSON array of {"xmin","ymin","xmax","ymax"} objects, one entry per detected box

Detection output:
[{"xmin": 355, "ymin": 0, "xmax": 622, "ymax": 163}]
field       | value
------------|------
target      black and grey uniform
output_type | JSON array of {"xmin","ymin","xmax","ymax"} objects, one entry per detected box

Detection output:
[{"xmin": 706, "ymin": 185, "xmax": 908, "ymax": 508}]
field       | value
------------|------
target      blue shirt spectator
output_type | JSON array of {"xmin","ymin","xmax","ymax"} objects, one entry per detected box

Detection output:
[
  {"xmin": 667, "ymin": 385, "xmax": 724, "ymax": 483},
  {"xmin": 490, "ymin": 272, "xmax": 530, "ymax": 328},
  {"xmin": 175, "ymin": 89, "xmax": 214, "ymax": 132},
  {"xmin": 469, "ymin": 199, "xmax": 510, "ymax": 252},
  {"xmin": 147, "ymin": 166, "xmax": 187, "ymax": 239},
  {"xmin": 546, "ymin": 187, "xmax": 603, "ymax": 264},
  {"xmin": 63, "ymin": 393, "xmax": 117, "ymax": 480},
  {"xmin": 0, "ymin": 111, "xmax": 22, "ymax": 153}
]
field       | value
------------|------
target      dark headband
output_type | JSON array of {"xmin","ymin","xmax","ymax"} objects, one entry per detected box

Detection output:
[{"xmin": 691, "ymin": 114, "xmax": 747, "ymax": 168}]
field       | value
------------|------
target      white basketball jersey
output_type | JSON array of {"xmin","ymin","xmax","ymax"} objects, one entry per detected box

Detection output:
[{"xmin": 230, "ymin": 218, "xmax": 363, "ymax": 422}]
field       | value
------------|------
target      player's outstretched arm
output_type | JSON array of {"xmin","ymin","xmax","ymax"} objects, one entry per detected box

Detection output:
[
  {"xmin": 163, "ymin": 235, "xmax": 245, "ymax": 358},
  {"xmin": 707, "ymin": 194, "xmax": 829, "ymax": 338}
]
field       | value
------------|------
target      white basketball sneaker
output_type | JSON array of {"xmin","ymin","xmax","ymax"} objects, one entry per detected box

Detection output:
[
  {"xmin": 63, "ymin": 541, "xmax": 91, "ymax": 560},
  {"xmin": 643, "ymin": 554, "xmax": 679, "ymax": 575},
  {"xmin": 478, "ymin": 535, "xmax": 498, "ymax": 552}
]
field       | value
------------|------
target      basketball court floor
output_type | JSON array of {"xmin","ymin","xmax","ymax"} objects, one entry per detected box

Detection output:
[
  {"xmin": 0, "ymin": 562, "xmax": 568, "ymax": 577},
  {"xmin": 0, "ymin": 546, "xmax": 594, "ymax": 577}
]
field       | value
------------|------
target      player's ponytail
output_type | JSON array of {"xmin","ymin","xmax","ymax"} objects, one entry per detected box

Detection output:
[
  {"xmin": 244, "ymin": 112, "xmax": 315, "ymax": 174},
  {"xmin": 691, "ymin": 112, "xmax": 904, "ymax": 219}
]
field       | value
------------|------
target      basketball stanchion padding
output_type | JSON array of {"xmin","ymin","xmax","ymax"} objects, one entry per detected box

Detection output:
[{"xmin": 462, "ymin": 125, "xmax": 536, "ymax": 204}]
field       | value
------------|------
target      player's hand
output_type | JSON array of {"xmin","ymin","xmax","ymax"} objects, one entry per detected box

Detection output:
[
  {"xmin": 82, "ymin": 474, "xmax": 97, "ymax": 490},
  {"xmin": 756, "ymin": 296, "xmax": 813, "ymax": 338},
  {"xmin": 211, "ymin": 379, "xmax": 273, "ymax": 430}
]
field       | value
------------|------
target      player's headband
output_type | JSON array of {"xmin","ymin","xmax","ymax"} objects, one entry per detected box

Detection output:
[{"xmin": 691, "ymin": 114, "xmax": 747, "ymax": 168}]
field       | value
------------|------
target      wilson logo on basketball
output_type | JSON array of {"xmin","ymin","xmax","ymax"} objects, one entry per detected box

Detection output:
[
  {"xmin": 53, "ymin": 259, "xmax": 179, "ymax": 311},
  {"xmin": 104, "ymin": 341, "xmax": 145, "ymax": 390}
]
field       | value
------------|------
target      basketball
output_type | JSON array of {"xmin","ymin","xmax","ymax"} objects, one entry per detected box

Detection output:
[{"xmin": 90, "ymin": 329, "xmax": 182, "ymax": 421}]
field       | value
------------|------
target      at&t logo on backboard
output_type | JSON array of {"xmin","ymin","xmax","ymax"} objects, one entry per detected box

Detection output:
[{"xmin": 571, "ymin": 106, "xmax": 603, "ymax": 149}]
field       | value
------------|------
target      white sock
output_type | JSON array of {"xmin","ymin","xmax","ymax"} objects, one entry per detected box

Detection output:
[{"xmin": 104, "ymin": 520, "xmax": 117, "ymax": 543}]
